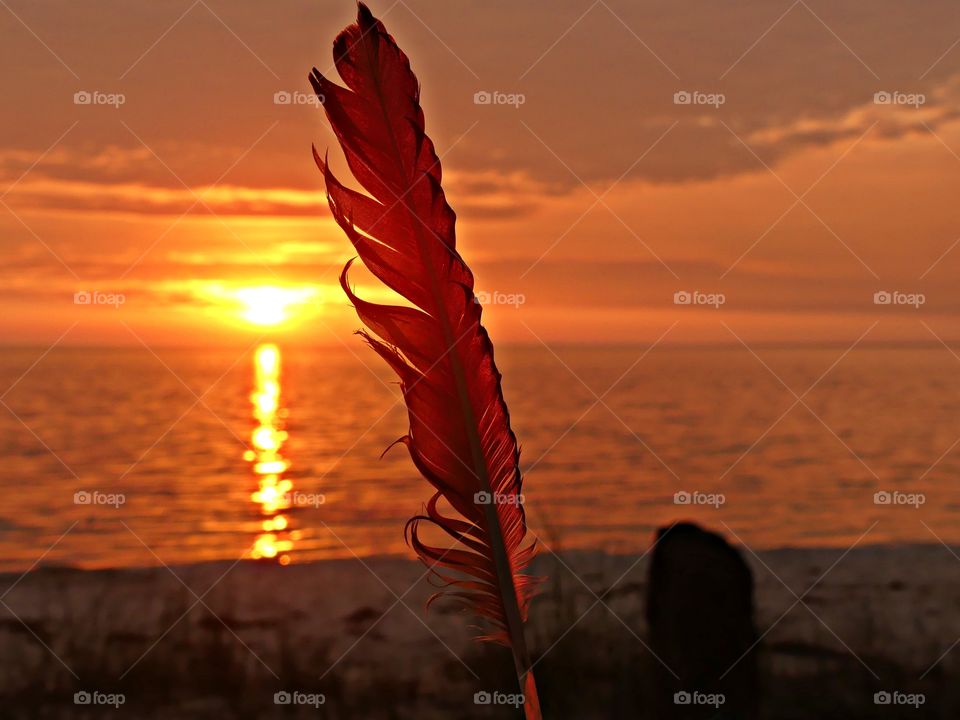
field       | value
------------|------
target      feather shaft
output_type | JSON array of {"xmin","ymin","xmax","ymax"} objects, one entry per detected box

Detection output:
[{"xmin": 311, "ymin": 4, "xmax": 543, "ymax": 717}]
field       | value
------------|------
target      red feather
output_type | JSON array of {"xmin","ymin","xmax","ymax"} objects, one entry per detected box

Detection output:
[{"xmin": 310, "ymin": 4, "xmax": 542, "ymax": 716}]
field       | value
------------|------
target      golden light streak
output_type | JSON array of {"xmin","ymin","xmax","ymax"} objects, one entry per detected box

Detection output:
[{"xmin": 247, "ymin": 343, "xmax": 294, "ymax": 562}]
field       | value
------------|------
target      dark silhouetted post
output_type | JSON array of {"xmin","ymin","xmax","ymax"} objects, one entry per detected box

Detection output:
[{"xmin": 646, "ymin": 522, "xmax": 758, "ymax": 719}]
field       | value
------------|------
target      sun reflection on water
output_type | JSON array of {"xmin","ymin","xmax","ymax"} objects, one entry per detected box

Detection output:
[{"xmin": 245, "ymin": 343, "xmax": 294, "ymax": 563}]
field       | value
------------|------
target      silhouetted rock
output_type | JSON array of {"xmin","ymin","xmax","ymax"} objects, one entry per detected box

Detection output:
[{"xmin": 646, "ymin": 522, "xmax": 758, "ymax": 719}]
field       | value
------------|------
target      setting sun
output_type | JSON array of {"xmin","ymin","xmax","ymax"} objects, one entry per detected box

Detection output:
[
  {"xmin": 236, "ymin": 286, "xmax": 318, "ymax": 326},
  {"xmin": 189, "ymin": 283, "xmax": 322, "ymax": 329}
]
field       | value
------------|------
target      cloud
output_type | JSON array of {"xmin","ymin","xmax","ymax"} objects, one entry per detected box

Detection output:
[
  {"xmin": 4, "ymin": 0, "xmax": 960, "ymax": 216},
  {"xmin": 0, "ymin": 145, "xmax": 550, "ymax": 219},
  {"xmin": 1, "ymin": 173, "xmax": 326, "ymax": 217}
]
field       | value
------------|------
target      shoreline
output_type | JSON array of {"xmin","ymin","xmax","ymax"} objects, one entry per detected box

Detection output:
[{"xmin": 5, "ymin": 537, "xmax": 954, "ymax": 575}]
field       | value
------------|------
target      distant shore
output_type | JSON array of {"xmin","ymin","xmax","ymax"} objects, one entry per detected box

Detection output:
[{"xmin": 1, "ymin": 543, "xmax": 957, "ymax": 718}]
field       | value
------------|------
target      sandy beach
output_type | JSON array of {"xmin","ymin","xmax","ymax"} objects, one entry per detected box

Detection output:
[{"xmin": 2, "ymin": 541, "xmax": 956, "ymax": 718}]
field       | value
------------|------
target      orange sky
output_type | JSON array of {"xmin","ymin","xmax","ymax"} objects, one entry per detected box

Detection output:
[{"xmin": 3, "ymin": 0, "xmax": 960, "ymax": 348}]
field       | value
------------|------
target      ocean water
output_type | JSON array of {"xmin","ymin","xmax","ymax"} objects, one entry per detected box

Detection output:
[{"xmin": 1, "ymin": 343, "xmax": 959, "ymax": 571}]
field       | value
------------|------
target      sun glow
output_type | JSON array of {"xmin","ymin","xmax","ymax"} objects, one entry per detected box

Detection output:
[
  {"xmin": 235, "ymin": 285, "xmax": 318, "ymax": 327},
  {"xmin": 189, "ymin": 282, "xmax": 321, "ymax": 328}
]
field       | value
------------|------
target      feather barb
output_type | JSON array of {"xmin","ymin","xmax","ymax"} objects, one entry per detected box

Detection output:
[{"xmin": 311, "ymin": 4, "xmax": 543, "ymax": 717}]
